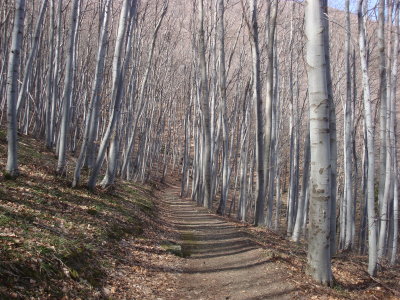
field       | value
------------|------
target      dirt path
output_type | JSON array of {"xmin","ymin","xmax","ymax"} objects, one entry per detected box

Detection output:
[{"xmin": 163, "ymin": 187, "xmax": 300, "ymax": 300}]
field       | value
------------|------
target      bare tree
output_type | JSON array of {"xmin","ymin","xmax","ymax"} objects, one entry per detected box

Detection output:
[
  {"xmin": 56, "ymin": 0, "xmax": 80, "ymax": 175},
  {"xmin": 5, "ymin": 0, "xmax": 26, "ymax": 178},
  {"xmin": 358, "ymin": 0, "xmax": 378, "ymax": 276},
  {"xmin": 305, "ymin": 0, "xmax": 333, "ymax": 286}
]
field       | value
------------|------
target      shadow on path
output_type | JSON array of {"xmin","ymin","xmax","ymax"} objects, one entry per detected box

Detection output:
[{"xmin": 163, "ymin": 187, "xmax": 299, "ymax": 300}]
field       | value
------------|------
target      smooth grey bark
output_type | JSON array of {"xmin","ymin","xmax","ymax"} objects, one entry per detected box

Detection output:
[
  {"xmin": 305, "ymin": 0, "xmax": 333, "ymax": 286},
  {"xmin": 266, "ymin": 49, "xmax": 279, "ymax": 228},
  {"xmin": 238, "ymin": 85, "xmax": 251, "ymax": 222},
  {"xmin": 377, "ymin": 0, "xmax": 387, "ymax": 213},
  {"xmin": 359, "ymin": 119, "xmax": 368, "ymax": 255},
  {"xmin": 274, "ymin": 167, "xmax": 281, "ymax": 230},
  {"xmin": 72, "ymin": 0, "xmax": 112, "ymax": 187},
  {"xmin": 292, "ymin": 125, "xmax": 310, "ymax": 242},
  {"xmin": 48, "ymin": 0, "xmax": 63, "ymax": 150},
  {"xmin": 16, "ymin": 0, "xmax": 48, "ymax": 114},
  {"xmin": 56, "ymin": 0, "xmax": 80, "ymax": 175},
  {"xmin": 198, "ymin": 0, "xmax": 212, "ymax": 209},
  {"xmin": 342, "ymin": 0, "xmax": 354, "ymax": 251},
  {"xmin": 378, "ymin": 73, "xmax": 392, "ymax": 259},
  {"xmin": 181, "ymin": 86, "xmax": 192, "ymax": 197},
  {"xmin": 287, "ymin": 82, "xmax": 300, "ymax": 236},
  {"xmin": 246, "ymin": 0, "xmax": 265, "ymax": 226},
  {"xmin": 45, "ymin": 0, "xmax": 55, "ymax": 149},
  {"xmin": 5, "ymin": 0, "xmax": 26, "ymax": 177},
  {"xmin": 216, "ymin": 0, "xmax": 229, "ymax": 216},
  {"xmin": 381, "ymin": 2, "xmax": 399, "ymax": 261},
  {"xmin": 321, "ymin": 0, "xmax": 337, "ymax": 257},
  {"xmin": 390, "ymin": 2, "xmax": 399, "ymax": 265},
  {"xmin": 286, "ymin": 5, "xmax": 298, "ymax": 235},
  {"xmin": 358, "ymin": 0, "xmax": 378, "ymax": 276},
  {"xmin": 263, "ymin": 0, "xmax": 277, "ymax": 227}
]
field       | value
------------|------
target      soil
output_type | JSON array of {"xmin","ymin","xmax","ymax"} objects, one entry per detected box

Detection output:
[{"xmin": 162, "ymin": 186, "xmax": 301, "ymax": 300}]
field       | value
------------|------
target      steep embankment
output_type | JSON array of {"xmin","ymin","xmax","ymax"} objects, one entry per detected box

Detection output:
[{"xmin": 0, "ymin": 129, "xmax": 180, "ymax": 299}]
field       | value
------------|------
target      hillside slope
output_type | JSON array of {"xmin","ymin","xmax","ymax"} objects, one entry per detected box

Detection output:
[{"xmin": 0, "ymin": 129, "xmax": 180, "ymax": 299}]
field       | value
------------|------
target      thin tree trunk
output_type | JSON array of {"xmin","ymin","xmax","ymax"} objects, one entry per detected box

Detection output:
[
  {"xmin": 216, "ymin": 0, "xmax": 229, "ymax": 216},
  {"xmin": 88, "ymin": 0, "xmax": 135, "ymax": 190},
  {"xmin": 72, "ymin": 0, "xmax": 111, "ymax": 187},
  {"xmin": 358, "ymin": 0, "xmax": 378, "ymax": 276},
  {"xmin": 16, "ymin": 0, "xmax": 48, "ymax": 113},
  {"xmin": 343, "ymin": 0, "xmax": 354, "ymax": 251},
  {"xmin": 56, "ymin": 0, "xmax": 80, "ymax": 175},
  {"xmin": 292, "ymin": 125, "xmax": 310, "ymax": 242}
]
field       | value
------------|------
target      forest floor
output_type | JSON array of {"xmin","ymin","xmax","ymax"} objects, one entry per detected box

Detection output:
[
  {"xmin": 1, "ymin": 130, "xmax": 400, "ymax": 299},
  {"xmin": 0, "ymin": 130, "xmax": 182, "ymax": 299}
]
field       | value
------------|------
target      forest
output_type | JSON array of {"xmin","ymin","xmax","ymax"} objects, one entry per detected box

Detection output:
[{"xmin": 1, "ymin": 0, "xmax": 400, "ymax": 299}]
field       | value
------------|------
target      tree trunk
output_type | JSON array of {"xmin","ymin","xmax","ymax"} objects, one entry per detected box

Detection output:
[
  {"xmin": 87, "ymin": 0, "xmax": 135, "ymax": 190},
  {"xmin": 72, "ymin": 0, "xmax": 111, "ymax": 187},
  {"xmin": 247, "ymin": 0, "xmax": 265, "ymax": 226},
  {"xmin": 198, "ymin": 0, "xmax": 212, "ymax": 209},
  {"xmin": 343, "ymin": 0, "xmax": 354, "ymax": 250},
  {"xmin": 16, "ymin": 0, "xmax": 48, "ymax": 113},
  {"xmin": 216, "ymin": 0, "xmax": 229, "ymax": 216},
  {"xmin": 305, "ymin": 0, "xmax": 333, "ymax": 286},
  {"xmin": 56, "ymin": 0, "xmax": 80, "ymax": 175},
  {"xmin": 358, "ymin": 0, "xmax": 378, "ymax": 276},
  {"xmin": 5, "ymin": 0, "xmax": 26, "ymax": 178}
]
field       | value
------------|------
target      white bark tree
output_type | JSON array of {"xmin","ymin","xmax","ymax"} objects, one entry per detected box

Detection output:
[
  {"xmin": 358, "ymin": 0, "xmax": 378, "ymax": 276},
  {"xmin": 56, "ymin": 0, "xmax": 80, "ymax": 175},
  {"xmin": 197, "ymin": 0, "xmax": 212, "ymax": 209},
  {"xmin": 305, "ymin": 0, "xmax": 333, "ymax": 286},
  {"xmin": 5, "ymin": 0, "xmax": 26, "ymax": 178}
]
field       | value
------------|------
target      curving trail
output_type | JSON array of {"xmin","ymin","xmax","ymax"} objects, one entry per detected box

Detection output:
[{"xmin": 163, "ymin": 187, "xmax": 299, "ymax": 300}]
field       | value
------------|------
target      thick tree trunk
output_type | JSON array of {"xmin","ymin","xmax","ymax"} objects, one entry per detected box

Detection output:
[
  {"xmin": 198, "ymin": 0, "xmax": 212, "ymax": 209},
  {"xmin": 5, "ymin": 0, "xmax": 26, "ymax": 178},
  {"xmin": 247, "ymin": 0, "xmax": 265, "ymax": 226},
  {"xmin": 321, "ymin": 0, "xmax": 337, "ymax": 257},
  {"xmin": 305, "ymin": 0, "xmax": 333, "ymax": 286},
  {"xmin": 263, "ymin": 0, "xmax": 277, "ymax": 226}
]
